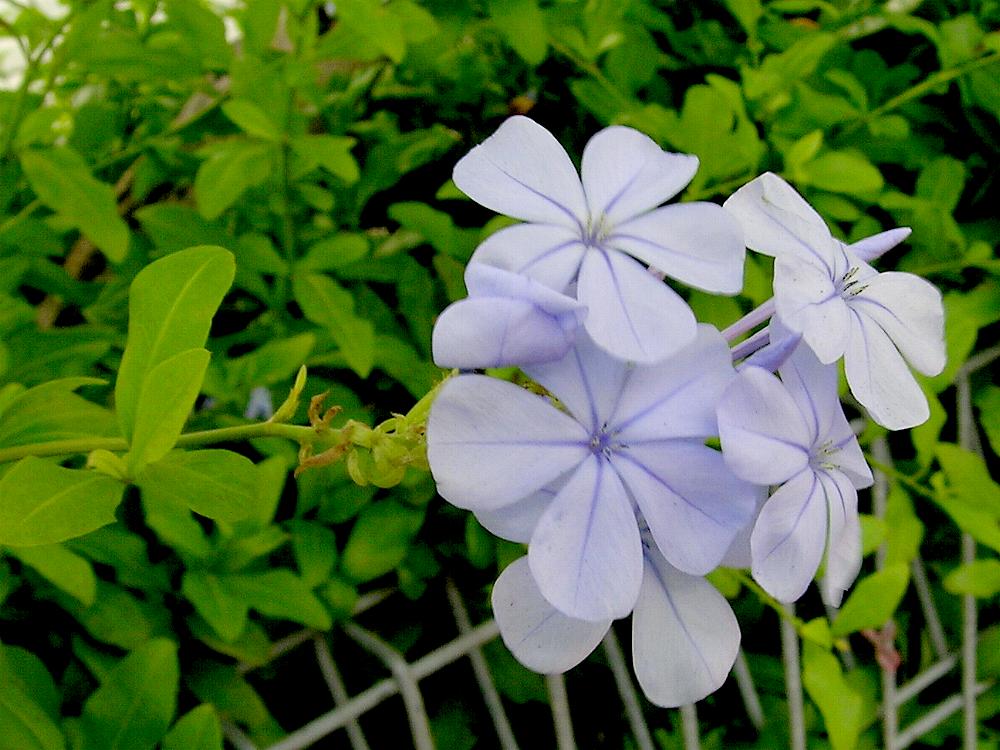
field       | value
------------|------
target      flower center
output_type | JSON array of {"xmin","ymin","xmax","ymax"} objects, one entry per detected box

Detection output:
[
  {"xmin": 582, "ymin": 213, "xmax": 612, "ymax": 248},
  {"xmin": 836, "ymin": 266, "xmax": 868, "ymax": 297},
  {"xmin": 810, "ymin": 439, "xmax": 841, "ymax": 472},
  {"xmin": 589, "ymin": 424, "xmax": 625, "ymax": 458}
]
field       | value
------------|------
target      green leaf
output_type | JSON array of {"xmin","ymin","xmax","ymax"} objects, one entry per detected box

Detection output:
[
  {"xmin": 977, "ymin": 386, "xmax": 1000, "ymax": 458},
  {"xmin": 0, "ymin": 683, "xmax": 65, "ymax": 750},
  {"xmin": 0, "ymin": 458, "xmax": 124, "ymax": 547},
  {"xmin": 298, "ymin": 234, "xmax": 369, "ymax": 271},
  {"xmin": 0, "ymin": 377, "xmax": 116, "ymax": 448},
  {"xmin": 221, "ymin": 100, "xmax": 282, "ymax": 140},
  {"xmin": 333, "ymin": 0, "xmax": 407, "ymax": 62},
  {"xmin": 944, "ymin": 559, "xmax": 1000, "ymax": 598},
  {"xmin": 68, "ymin": 581, "xmax": 169, "ymax": 650},
  {"xmin": 0, "ymin": 645, "xmax": 60, "ymax": 722},
  {"xmin": 162, "ymin": 705, "xmax": 222, "ymax": 750},
  {"xmin": 802, "ymin": 641, "xmax": 864, "ymax": 750},
  {"xmin": 115, "ymin": 246, "xmax": 235, "ymax": 445},
  {"xmin": 20, "ymin": 147, "xmax": 129, "ymax": 262},
  {"xmin": 931, "ymin": 444, "xmax": 1000, "ymax": 552},
  {"xmin": 800, "ymin": 150, "xmax": 884, "ymax": 196},
  {"xmin": 182, "ymin": 571, "xmax": 249, "ymax": 642},
  {"xmin": 225, "ymin": 570, "xmax": 332, "ymax": 630},
  {"xmin": 78, "ymin": 639, "xmax": 179, "ymax": 750},
  {"xmin": 488, "ymin": 0, "xmax": 548, "ymax": 65},
  {"xmin": 194, "ymin": 141, "xmax": 274, "ymax": 219},
  {"xmin": 831, "ymin": 563, "xmax": 909, "ymax": 637},
  {"xmin": 5, "ymin": 542, "xmax": 97, "ymax": 606},
  {"xmin": 293, "ymin": 273, "xmax": 375, "ymax": 377},
  {"xmin": 341, "ymin": 500, "xmax": 424, "ymax": 582},
  {"xmin": 289, "ymin": 521, "xmax": 338, "ymax": 587},
  {"xmin": 289, "ymin": 135, "xmax": 359, "ymax": 182},
  {"xmin": 127, "ymin": 348, "xmax": 210, "ymax": 472},
  {"xmin": 137, "ymin": 449, "xmax": 260, "ymax": 522}
]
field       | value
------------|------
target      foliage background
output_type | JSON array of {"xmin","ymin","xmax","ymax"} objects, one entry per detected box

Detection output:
[{"xmin": 0, "ymin": 0, "xmax": 998, "ymax": 748}]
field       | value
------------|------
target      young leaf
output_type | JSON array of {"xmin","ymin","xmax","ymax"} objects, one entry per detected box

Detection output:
[
  {"xmin": 0, "ymin": 458, "xmax": 124, "ymax": 547},
  {"xmin": 488, "ymin": 0, "xmax": 548, "ymax": 65},
  {"xmin": 194, "ymin": 142, "xmax": 274, "ymax": 220},
  {"xmin": 224, "ymin": 570, "xmax": 332, "ymax": 630},
  {"xmin": 182, "ymin": 570, "xmax": 249, "ymax": 642},
  {"xmin": 289, "ymin": 520, "xmax": 337, "ymax": 587},
  {"xmin": 221, "ymin": 100, "xmax": 282, "ymax": 141},
  {"xmin": 20, "ymin": 147, "xmax": 130, "ymax": 262},
  {"xmin": 115, "ymin": 246, "xmax": 235, "ymax": 444},
  {"xmin": 5, "ymin": 543, "xmax": 97, "ymax": 606},
  {"xmin": 292, "ymin": 273, "xmax": 375, "ymax": 377},
  {"xmin": 137, "ymin": 449, "xmax": 260, "ymax": 522},
  {"xmin": 0, "ymin": 683, "xmax": 65, "ymax": 750},
  {"xmin": 0, "ymin": 377, "xmax": 116, "ymax": 448},
  {"xmin": 944, "ymin": 559, "xmax": 1000, "ymax": 598},
  {"xmin": 802, "ymin": 641, "xmax": 864, "ymax": 750},
  {"xmin": 162, "ymin": 705, "xmax": 222, "ymax": 750},
  {"xmin": 77, "ymin": 639, "xmax": 179, "ymax": 750},
  {"xmin": 831, "ymin": 564, "xmax": 909, "ymax": 637},
  {"xmin": 289, "ymin": 135, "xmax": 359, "ymax": 182},
  {"xmin": 340, "ymin": 500, "xmax": 424, "ymax": 582}
]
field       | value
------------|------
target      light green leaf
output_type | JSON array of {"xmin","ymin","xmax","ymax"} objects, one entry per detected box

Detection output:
[
  {"xmin": 800, "ymin": 150, "xmax": 884, "ymax": 196},
  {"xmin": 221, "ymin": 100, "xmax": 282, "ymax": 140},
  {"xmin": 298, "ymin": 234, "xmax": 369, "ymax": 271},
  {"xmin": 802, "ymin": 641, "xmax": 864, "ymax": 750},
  {"xmin": 977, "ymin": 386, "xmax": 1000, "ymax": 458},
  {"xmin": 293, "ymin": 273, "xmax": 375, "ymax": 377},
  {"xmin": 162, "ymin": 705, "xmax": 222, "ymax": 750},
  {"xmin": 115, "ymin": 246, "xmax": 235, "ymax": 444},
  {"xmin": 944, "ymin": 559, "xmax": 1000, "ymax": 598},
  {"xmin": 128, "ymin": 348, "xmax": 210, "ymax": 472},
  {"xmin": 289, "ymin": 135, "xmax": 359, "ymax": 182},
  {"xmin": 195, "ymin": 141, "xmax": 274, "ymax": 219},
  {"xmin": 5, "ymin": 543, "xmax": 97, "ymax": 606},
  {"xmin": 289, "ymin": 521, "xmax": 338, "ymax": 587},
  {"xmin": 182, "ymin": 571, "xmax": 248, "ymax": 642},
  {"xmin": 225, "ymin": 570, "xmax": 332, "ymax": 630},
  {"xmin": 333, "ymin": 0, "xmax": 406, "ymax": 62},
  {"xmin": 137, "ymin": 449, "xmax": 259, "ymax": 522},
  {"xmin": 831, "ymin": 563, "xmax": 909, "ymax": 637},
  {"xmin": 20, "ymin": 148, "xmax": 129, "ymax": 262},
  {"xmin": 0, "ymin": 458, "xmax": 124, "ymax": 547},
  {"xmin": 78, "ymin": 639, "xmax": 179, "ymax": 750},
  {"xmin": 341, "ymin": 500, "xmax": 424, "ymax": 582},
  {"xmin": 0, "ymin": 683, "xmax": 65, "ymax": 750},
  {"xmin": 0, "ymin": 646, "xmax": 60, "ymax": 722},
  {"xmin": 0, "ymin": 377, "xmax": 116, "ymax": 448},
  {"xmin": 488, "ymin": 0, "xmax": 547, "ymax": 65}
]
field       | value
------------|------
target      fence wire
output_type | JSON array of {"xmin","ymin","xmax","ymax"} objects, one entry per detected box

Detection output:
[{"xmin": 221, "ymin": 370, "xmax": 994, "ymax": 750}]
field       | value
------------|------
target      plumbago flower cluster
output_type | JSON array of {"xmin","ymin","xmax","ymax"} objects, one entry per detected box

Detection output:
[{"xmin": 425, "ymin": 117, "xmax": 945, "ymax": 708}]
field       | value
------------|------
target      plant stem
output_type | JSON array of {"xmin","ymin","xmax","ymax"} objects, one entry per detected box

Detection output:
[{"xmin": 0, "ymin": 421, "xmax": 316, "ymax": 465}]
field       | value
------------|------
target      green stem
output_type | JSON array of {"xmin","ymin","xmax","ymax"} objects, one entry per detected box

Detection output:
[
  {"xmin": 0, "ymin": 421, "xmax": 316, "ymax": 465},
  {"xmin": 840, "ymin": 51, "xmax": 1000, "ymax": 138},
  {"xmin": 864, "ymin": 455, "xmax": 938, "ymax": 502}
]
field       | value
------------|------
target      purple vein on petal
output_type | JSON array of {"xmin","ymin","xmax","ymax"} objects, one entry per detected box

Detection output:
[
  {"xmin": 483, "ymin": 154, "xmax": 585, "ymax": 233},
  {"xmin": 645, "ymin": 554, "xmax": 715, "ymax": 677},
  {"xmin": 613, "ymin": 452, "xmax": 724, "ymax": 525},
  {"xmin": 761, "ymin": 471, "xmax": 819, "ymax": 561}
]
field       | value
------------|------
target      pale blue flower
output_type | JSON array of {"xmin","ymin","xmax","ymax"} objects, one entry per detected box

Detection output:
[
  {"xmin": 431, "ymin": 263, "xmax": 586, "ymax": 369},
  {"xmin": 452, "ymin": 116, "xmax": 746, "ymax": 363},
  {"xmin": 717, "ymin": 343, "xmax": 874, "ymax": 605},
  {"xmin": 427, "ymin": 326, "xmax": 757, "ymax": 622},
  {"xmin": 724, "ymin": 172, "xmax": 945, "ymax": 429}
]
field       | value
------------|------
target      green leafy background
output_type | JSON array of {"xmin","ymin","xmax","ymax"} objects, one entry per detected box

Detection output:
[{"xmin": 0, "ymin": 0, "xmax": 998, "ymax": 748}]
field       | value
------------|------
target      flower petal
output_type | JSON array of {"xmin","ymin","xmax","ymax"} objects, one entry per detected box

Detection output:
[
  {"xmin": 577, "ymin": 248, "xmax": 697, "ymax": 363},
  {"xmin": 610, "ymin": 203, "xmax": 746, "ymax": 294},
  {"xmin": 475, "ymin": 484, "xmax": 559, "ymax": 544},
  {"xmin": 844, "ymin": 311, "xmax": 929, "ymax": 430},
  {"xmin": 529, "ymin": 456, "xmax": 643, "ymax": 621},
  {"xmin": 613, "ymin": 325, "xmax": 734, "ymax": 442},
  {"xmin": 431, "ymin": 297, "xmax": 578, "ymax": 369},
  {"xmin": 614, "ymin": 443, "xmax": 757, "ymax": 575},
  {"xmin": 426, "ymin": 375, "xmax": 588, "ymax": 511},
  {"xmin": 750, "ymin": 469, "xmax": 828, "ymax": 602},
  {"xmin": 452, "ymin": 116, "xmax": 588, "ymax": 228},
  {"xmin": 849, "ymin": 271, "xmax": 945, "ymax": 377},
  {"xmin": 720, "ymin": 485, "xmax": 768, "ymax": 569},
  {"xmin": 778, "ymin": 343, "xmax": 841, "ymax": 446},
  {"xmin": 493, "ymin": 557, "xmax": 611, "ymax": 673},
  {"xmin": 818, "ymin": 471, "xmax": 861, "ymax": 608},
  {"xmin": 773, "ymin": 254, "xmax": 850, "ymax": 364},
  {"xmin": 471, "ymin": 223, "xmax": 586, "ymax": 293},
  {"xmin": 580, "ymin": 126, "xmax": 698, "ymax": 224},
  {"xmin": 717, "ymin": 367, "xmax": 811, "ymax": 486},
  {"xmin": 632, "ymin": 549, "xmax": 740, "ymax": 707},
  {"xmin": 723, "ymin": 172, "xmax": 840, "ymax": 273},
  {"xmin": 523, "ymin": 332, "xmax": 629, "ymax": 434},
  {"xmin": 848, "ymin": 227, "xmax": 911, "ymax": 263}
]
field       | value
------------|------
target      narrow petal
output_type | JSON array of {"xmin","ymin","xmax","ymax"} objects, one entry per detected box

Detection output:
[
  {"xmin": 452, "ymin": 116, "xmax": 588, "ymax": 228},
  {"xmin": 426, "ymin": 375, "xmax": 588, "ymax": 511},
  {"xmin": 492, "ymin": 557, "xmax": 610, "ymax": 674},
  {"xmin": 848, "ymin": 227, "xmax": 911, "ymax": 263},
  {"xmin": 849, "ymin": 271, "xmax": 945, "ymax": 376},
  {"xmin": 844, "ymin": 311, "xmax": 929, "ymax": 430},
  {"xmin": 580, "ymin": 126, "xmax": 698, "ymax": 224},
  {"xmin": 523, "ymin": 332, "xmax": 629, "ymax": 434},
  {"xmin": 529, "ymin": 456, "xmax": 643, "ymax": 621},
  {"xmin": 773, "ymin": 255, "xmax": 850, "ymax": 364},
  {"xmin": 475, "ymin": 485, "xmax": 559, "ymax": 544},
  {"xmin": 609, "ymin": 203, "xmax": 745, "ymax": 294},
  {"xmin": 750, "ymin": 469, "xmax": 828, "ymax": 603},
  {"xmin": 818, "ymin": 471, "xmax": 861, "ymax": 608},
  {"xmin": 632, "ymin": 549, "xmax": 741, "ymax": 707},
  {"xmin": 778, "ymin": 343, "xmax": 841, "ymax": 446},
  {"xmin": 470, "ymin": 223, "xmax": 586, "ymax": 293},
  {"xmin": 614, "ymin": 443, "xmax": 757, "ymax": 575},
  {"xmin": 723, "ymin": 172, "xmax": 840, "ymax": 272},
  {"xmin": 577, "ymin": 248, "xmax": 697, "ymax": 364},
  {"xmin": 612, "ymin": 325, "xmax": 734, "ymax": 442},
  {"xmin": 717, "ymin": 367, "xmax": 811, "ymax": 486}
]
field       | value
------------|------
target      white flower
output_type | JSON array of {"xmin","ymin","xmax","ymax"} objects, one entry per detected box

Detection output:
[
  {"xmin": 724, "ymin": 172, "xmax": 945, "ymax": 429},
  {"xmin": 453, "ymin": 116, "xmax": 746, "ymax": 363}
]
